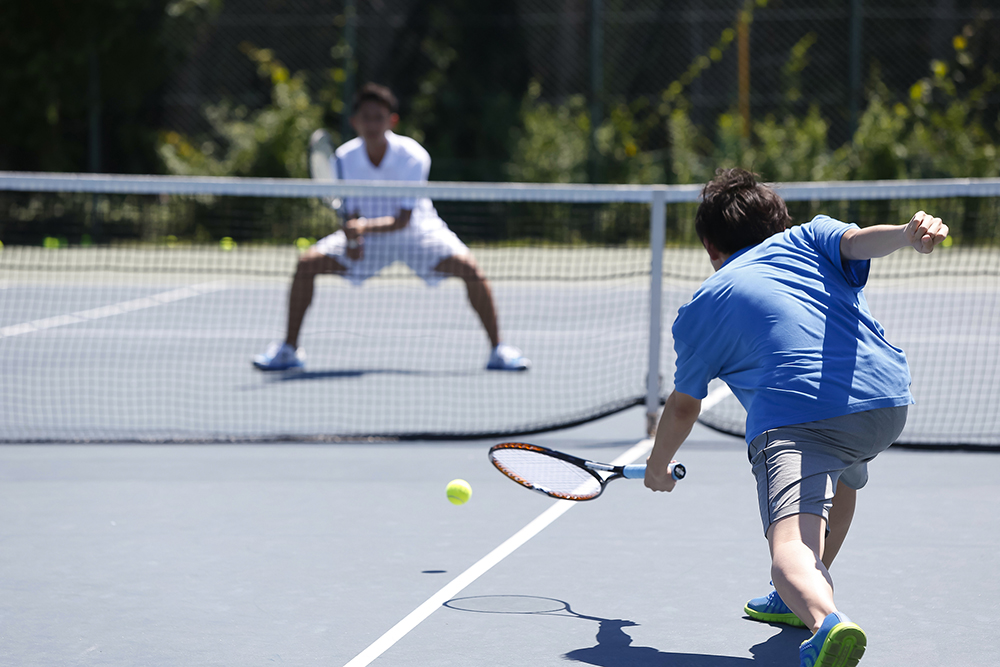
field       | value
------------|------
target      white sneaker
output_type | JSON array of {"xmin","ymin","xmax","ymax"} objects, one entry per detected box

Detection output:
[
  {"xmin": 487, "ymin": 343, "xmax": 531, "ymax": 371},
  {"xmin": 252, "ymin": 341, "xmax": 305, "ymax": 371}
]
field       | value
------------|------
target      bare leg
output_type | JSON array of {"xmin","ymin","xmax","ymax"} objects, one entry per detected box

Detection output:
[
  {"xmin": 285, "ymin": 250, "xmax": 345, "ymax": 348},
  {"xmin": 434, "ymin": 255, "xmax": 500, "ymax": 348},
  {"xmin": 824, "ymin": 481, "xmax": 857, "ymax": 569},
  {"xmin": 768, "ymin": 513, "xmax": 836, "ymax": 633}
]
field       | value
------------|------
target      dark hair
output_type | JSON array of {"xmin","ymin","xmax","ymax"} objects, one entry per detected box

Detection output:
[
  {"xmin": 695, "ymin": 168, "xmax": 790, "ymax": 255},
  {"xmin": 352, "ymin": 83, "xmax": 398, "ymax": 114}
]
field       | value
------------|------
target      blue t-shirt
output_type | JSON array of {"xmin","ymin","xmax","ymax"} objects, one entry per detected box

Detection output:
[{"xmin": 672, "ymin": 215, "xmax": 913, "ymax": 443}]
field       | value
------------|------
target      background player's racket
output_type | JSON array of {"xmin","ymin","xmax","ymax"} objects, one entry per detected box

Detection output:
[
  {"xmin": 488, "ymin": 442, "xmax": 685, "ymax": 501},
  {"xmin": 308, "ymin": 128, "xmax": 341, "ymax": 211}
]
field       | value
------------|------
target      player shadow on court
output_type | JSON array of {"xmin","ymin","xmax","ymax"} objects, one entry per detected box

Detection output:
[
  {"xmin": 444, "ymin": 595, "xmax": 805, "ymax": 667},
  {"xmin": 259, "ymin": 368, "xmax": 482, "ymax": 382},
  {"xmin": 563, "ymin": 616, "xmax": 805, "ymax": 666}
]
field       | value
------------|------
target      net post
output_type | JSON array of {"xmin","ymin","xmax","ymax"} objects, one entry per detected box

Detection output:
[{"xmin": 646, "ymin": 188, "xmax": 667, "ymax": 436}]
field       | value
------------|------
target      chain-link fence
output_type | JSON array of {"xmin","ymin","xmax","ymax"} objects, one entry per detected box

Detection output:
[
  {"xmin": 1, "ymin": 1, "xmax": 996, "ymax": 182},
  {"xmin": 156, "ymin": 0, "xmax": 999, "ymax": 183}
]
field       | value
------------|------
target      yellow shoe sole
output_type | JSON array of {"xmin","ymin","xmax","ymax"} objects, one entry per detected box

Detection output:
[
  {"xmin": 814, "ymin": 622, "xmax": 867, "ymax": 667},
  {"xmin": 744, "ymin": 602, "xmax": 807, "ymax": 628}
]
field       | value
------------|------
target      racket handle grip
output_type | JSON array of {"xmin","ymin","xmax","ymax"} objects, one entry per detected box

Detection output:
[
  {"xmin": 623, "ymin": 463, "xmax": 686, "ymax": 481},
  {"xmin": 622, "ymin": 464, "xmax": 646, "ymax": 479}
]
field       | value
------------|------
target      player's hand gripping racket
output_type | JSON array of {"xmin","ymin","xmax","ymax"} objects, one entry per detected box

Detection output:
[{"xmin": 488, "ymin": 442, "xmax": 685, "ymax": 501}]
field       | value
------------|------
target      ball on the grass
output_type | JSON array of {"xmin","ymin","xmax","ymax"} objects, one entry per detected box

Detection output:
[{"xmin": 446, "ymin": 479, "xmax": 472, "ymax": 505}]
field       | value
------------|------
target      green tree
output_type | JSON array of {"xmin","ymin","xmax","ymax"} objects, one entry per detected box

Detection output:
[
  {"xmin": 385, "ymin": 0, "xmax": 532, "ymax": 182},
  {"xmin": 0, "ymin": 0, "xmax": 220, "ymax": 173},
  {"xmin": 158, "ymin": 44, "xmax": 334, "ymax": 178}
]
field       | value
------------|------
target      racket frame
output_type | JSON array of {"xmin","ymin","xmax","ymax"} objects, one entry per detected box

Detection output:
[
  {"xmin": 308, "ymin": 129, "xmax": 341, "ymax": 211},
  {"xmin": 488, "ymin": 442, "xmax": 684, "ymax": 501}
]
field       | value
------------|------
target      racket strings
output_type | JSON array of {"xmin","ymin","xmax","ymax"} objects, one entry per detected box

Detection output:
[{"xmin": 490, "ymin": 449, "xmax": 603, "ymax": 500}]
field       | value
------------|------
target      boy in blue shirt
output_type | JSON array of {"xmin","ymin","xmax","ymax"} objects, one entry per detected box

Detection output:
[{"xmin": 644, "ymin": 168, "xmax": 948, "ymax": 667}]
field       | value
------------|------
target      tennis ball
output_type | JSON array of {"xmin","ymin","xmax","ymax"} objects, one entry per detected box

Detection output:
[
  {"xmin": 446, "ymin": 479, "xmax": 472, "ymax": 505},
  {"xmin": 219, "ymin": 236, "xmax": 236, "ymax": 251}
]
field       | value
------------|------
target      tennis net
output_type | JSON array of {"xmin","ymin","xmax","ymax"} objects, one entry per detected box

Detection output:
[{"xmin": 1, "ymin": 172, "xmax": 998, "ymax": 446}]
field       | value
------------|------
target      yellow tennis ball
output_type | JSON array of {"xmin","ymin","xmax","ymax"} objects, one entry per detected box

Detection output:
[{"xmin": 446, "ymin": 479, "xmax": 472, "ymax": 505}]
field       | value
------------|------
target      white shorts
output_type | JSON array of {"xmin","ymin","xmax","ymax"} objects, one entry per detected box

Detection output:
[{"xmin": 313, "ymin": 223, "xmax": 470, "ymax": 286}]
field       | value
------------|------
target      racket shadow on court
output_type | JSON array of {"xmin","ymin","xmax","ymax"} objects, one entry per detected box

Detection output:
[{"xmin": 444, "ymin": 595, "xmax": 805, "ymax": 666}]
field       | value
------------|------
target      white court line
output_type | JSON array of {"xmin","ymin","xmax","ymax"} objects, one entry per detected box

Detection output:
[
  {"xmin": 0, "ymin": 281, "xmax": 228, "ymax": 338},
  {"xmin": 342, "ymin": 384, "xmax": 732, "ymax": 667}
]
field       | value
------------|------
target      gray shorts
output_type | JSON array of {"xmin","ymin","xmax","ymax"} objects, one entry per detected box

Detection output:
[{"xmin": 748, "ymin": 406, "xmax": 908, "ymax": 535}]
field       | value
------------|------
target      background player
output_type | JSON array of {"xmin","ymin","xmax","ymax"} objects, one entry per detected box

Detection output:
[
  {"xmin": 253, "ymin": 83, "xmax": 530, "ymax": 372},
  {"xmin": 643, "ymin": 168, "xmax": 948, "ymax": 667}
]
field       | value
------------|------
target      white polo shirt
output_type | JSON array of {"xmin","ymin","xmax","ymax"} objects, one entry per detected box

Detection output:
[{"xmin": 335, "ymin": 131, "xmax": 443, "ymax": 233}]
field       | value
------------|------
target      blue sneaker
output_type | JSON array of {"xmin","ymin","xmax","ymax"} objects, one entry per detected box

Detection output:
[
  {"xmin": 800, "ymin": 611, "xmax": 866, "ymax": 667},
  {"xmin": 487, "ymin": 343, "xmax": 530, "ymax": 371},
  {"xmin": 745, "ymin": 589, "xmax": 807, "ymax": 628},
  {"xmin": 252, "ymin": 341, "xmax": 305, "ymax": 371}
]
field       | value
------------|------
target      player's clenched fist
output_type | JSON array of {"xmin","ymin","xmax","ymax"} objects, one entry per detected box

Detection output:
[
  {"xmin": 343, "ymin": 217, "xmax": 366, "ymax": 260},
  {"xmin": 644, "ymin": 459, "xmax": 678, "ymax": 493},
  {"xmin": 905, "ymin": 210, "xmax": 948, "ymax": 253}
]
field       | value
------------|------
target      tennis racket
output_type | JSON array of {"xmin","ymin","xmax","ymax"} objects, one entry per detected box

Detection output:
[
  {"xmin": 308, "ymin": 128, "xmax": 341, "ymax": 211},
  {"xmin": 488, "ymin": 442, "xmax": 685, "ymax": 501}
]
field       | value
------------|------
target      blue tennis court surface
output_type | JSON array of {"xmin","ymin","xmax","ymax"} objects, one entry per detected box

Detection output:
[
  {"xmin": 2, "ymin": 240, "xmax": 998, "ymax": 664},
  {"xmin": 1, "ymin": 407, "xmax": 997, "ymax": 666}
]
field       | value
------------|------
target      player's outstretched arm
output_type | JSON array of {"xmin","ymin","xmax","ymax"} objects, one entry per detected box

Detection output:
[
  {"xmin": 840, "ymin": 211, "xmax": 949, "ymax": 261},
  {"xmin": 645, "ymin": 390, "xmax": 701, "ymax": 492}
]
